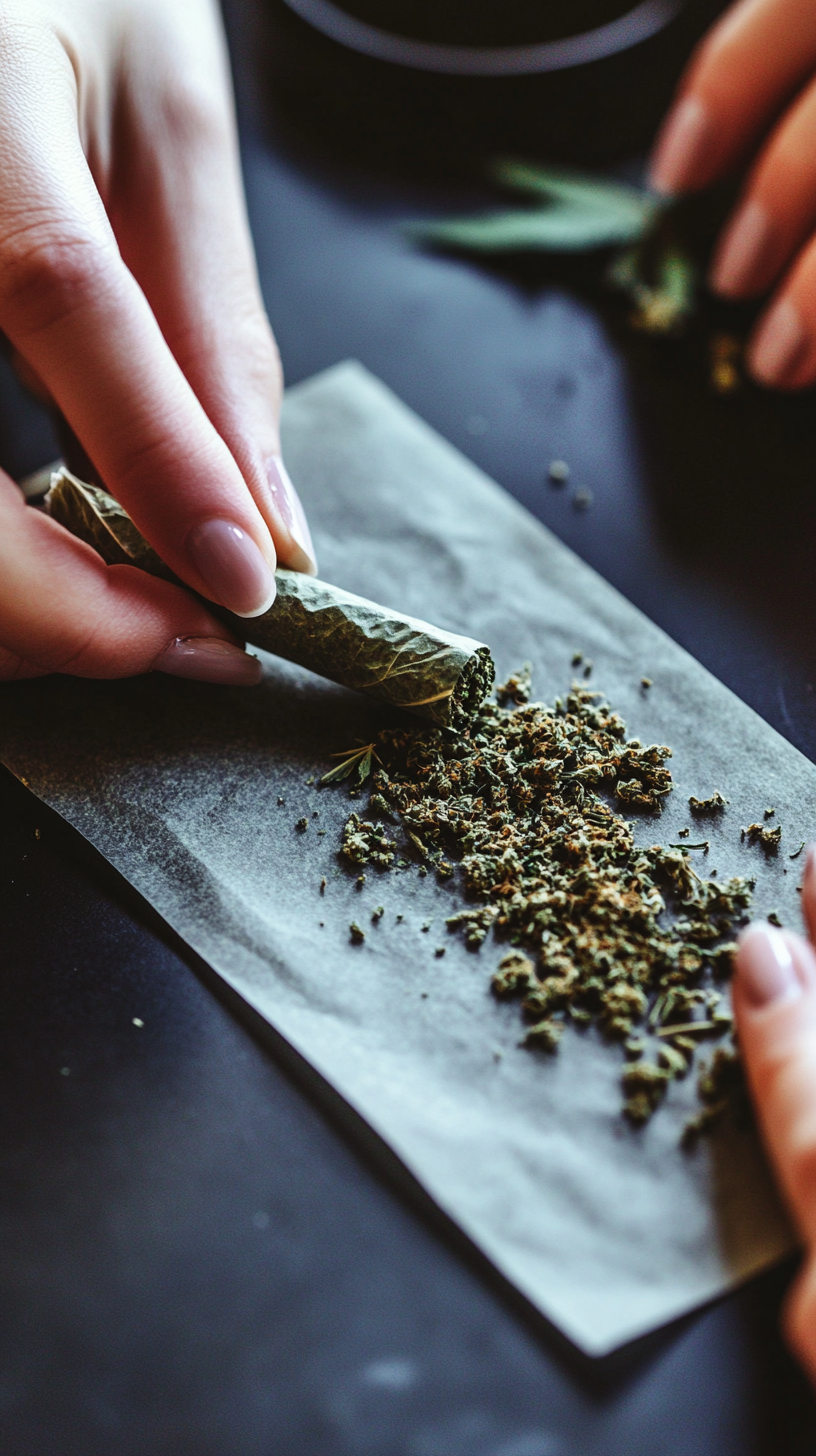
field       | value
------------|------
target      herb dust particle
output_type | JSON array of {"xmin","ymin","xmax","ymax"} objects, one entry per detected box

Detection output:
[{"xmin": 324, "ymin": 675, "xmax": 756, "ymax": 1140}]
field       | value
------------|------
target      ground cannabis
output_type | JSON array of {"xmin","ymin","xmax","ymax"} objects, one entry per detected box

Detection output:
[
  {"xmin": 743, "ymin": 822, "xmax": 782, "ymax": 853},
  {"xmin": 327, "ymin": 672, "xmax": 757, "ymax": 1138},
  {"xmin": 681, "ymin": 1047, "xmax": 746, "ymax": 1146},
  {"xmin": 709, "ymin": 334, "xmax": 742, "ymax": 394},
  {"xmin": 689, "ymin": 792, "xmax": 728, "ymax": 815}
]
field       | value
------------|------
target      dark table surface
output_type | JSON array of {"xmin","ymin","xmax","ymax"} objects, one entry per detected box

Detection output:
[{"xmin": 3, "ymin": 2, "xmax": 816, "ymax": 1452}]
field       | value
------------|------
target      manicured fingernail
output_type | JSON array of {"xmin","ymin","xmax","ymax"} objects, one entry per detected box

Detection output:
[
  {"xmin": 749, "ymin": 299, "xmax": 807, "ymax": 386},
  {"xmin": 267, "ymin": 455, "xmax": 317, "ymax": 575},
  {"xmin": 649, "ymin": 96, "xmax": 710, "ymax": 195},
  {"xmin": 738, "ymin": 925, "xmax": 800, "ymax": 1008},
  {"xmin": 153, "ymin": 636, "xmax": 263, "ymax": 686},
  {"xmin": 711, "ymin": 201, "xmax": 770, "ymax": 297},
  {"xmin": 187, "ymin": 519, "xmax": 276, "ymax": 617}
]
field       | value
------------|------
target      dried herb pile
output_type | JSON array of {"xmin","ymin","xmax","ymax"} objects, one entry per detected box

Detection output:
[{"xmin": 326, "ymin": 673, "xmax": 757, "ymax": 1140}]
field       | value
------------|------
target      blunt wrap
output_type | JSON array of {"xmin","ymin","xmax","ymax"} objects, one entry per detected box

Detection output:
[{"xmin": 45, "ymin": 469, "xmax": 494, "ymax": 728}]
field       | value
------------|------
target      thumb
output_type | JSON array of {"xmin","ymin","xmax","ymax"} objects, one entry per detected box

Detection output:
[
  {"xmin": 0, "ymin": 472, "xmax": 261, "ymax": 685},
  {"xmin": 734, "ymin": 849, "xmax": 816, "ymax": 1380}
]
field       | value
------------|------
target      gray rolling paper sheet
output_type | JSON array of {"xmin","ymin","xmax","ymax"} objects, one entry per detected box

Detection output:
[{"xmin": 0, "ymin": 361, "xmax": 807, "ymax": 1354}]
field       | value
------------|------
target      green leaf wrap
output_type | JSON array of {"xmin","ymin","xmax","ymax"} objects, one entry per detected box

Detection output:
[{"xmin": 45, "ymin": 469, "xmax": 495, "ymax": 729}]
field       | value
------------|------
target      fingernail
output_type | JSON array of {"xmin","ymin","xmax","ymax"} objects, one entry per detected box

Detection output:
[
  {"xmin": 187, "ymin": 519, "xmax": 276, "ymax": 618},
  {"xmin": 711, "ymin": 201, "xmax": 770, "ymax": 297},
  {"xmin": 153, "ymin": 636, "xmax": 263, "ymax": 686},
  {"xmin": 267, "ymin": 456, "xmax": 318, "ymax": 575},
  {"xmin": 738, "ymin": 925, "xmax": 801, "ymax": 1008},
  {"xmin": 749, "ymin": 298, "xmax": 807, "ymax": 386},
  {"xmin": 649, "ymin": 96, "xmax": 710, "ymax": 195}
]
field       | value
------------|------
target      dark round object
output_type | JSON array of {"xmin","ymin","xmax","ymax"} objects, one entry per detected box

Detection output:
[
  {"xmin": 288, "ymin": 0, "xmax": 668, "ymax": 50},
  {"xmin": 263, "ymin": 0, "xmax": 727, "ymax": 166}
]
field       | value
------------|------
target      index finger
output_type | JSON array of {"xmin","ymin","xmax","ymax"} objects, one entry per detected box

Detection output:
[
  {"xmin": 0, "ymin": 19, "xmax": 277, "ymax": 618},
  {"xmin": 649, "ymin": 0, "xmax": 816, "ymax": 194}
]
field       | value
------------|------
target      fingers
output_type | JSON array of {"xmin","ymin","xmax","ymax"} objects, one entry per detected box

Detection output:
[
  {"xmin": 106, "ymin": 0, "xmax": 316, "ymax": 575},
  {"xmin": 0, "ymin": 16, "xmax": 277, "ymax": 617},
  {"xmin": 711, "ymin": 73, "xmax": 816, "ymax": 301},
  {"xmin": 733, "ymin": 852, "xmax": 816, "ymax": 1247},
  {"xmin": 741, "ymin": 234, "xmax": 816, "ymax": 387},
  {"xmin": 785, "ymin": 1252, "xmax": 816, "ymax": 1386},
  {"xmin": 707, "ymin": 64, "xmax": 816, "ymax": 391},
  {"xmin": 648, "ymin": 0, "xmax": 816, "ymax": 390},
  {"xmin": 0, "ymin": 472, "xmax": 261, "ymax": 685},
  {"xmin": 650, "ymin": 0, "xmax": 816, "ymax": 195}
]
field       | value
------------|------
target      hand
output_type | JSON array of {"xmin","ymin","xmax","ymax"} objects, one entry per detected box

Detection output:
[
  {"xmin": 649, "ymin": 0, "xmax": 816, "ymax": 390},
  {"xmin": 0, "ymin": 0, "xmax": 315, "ymax": 685},
  {"xmin": 734, "ymin": 848, "xmax": 816, "ymax": 1383}
]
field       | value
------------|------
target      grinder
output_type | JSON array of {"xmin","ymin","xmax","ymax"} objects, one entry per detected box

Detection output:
[{"xmin": 263, "ymin": 0, "xmax": 728, "ymax": 164}]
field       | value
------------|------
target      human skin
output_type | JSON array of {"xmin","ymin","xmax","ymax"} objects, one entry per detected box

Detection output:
[
  {"xmin": 0, "ymin": 0, "xmax": 315, "ymax": 686},
  {"xmin": 734, "ymin": 849, "xmax": 816, "ymax": 1384},
  {"xmin": 650, "ymin": 0, "xmax": 816, "ymax": 390},
  {"xmin": 653, "ymin": 0, "xmax": 816, "ymax": 1376}
]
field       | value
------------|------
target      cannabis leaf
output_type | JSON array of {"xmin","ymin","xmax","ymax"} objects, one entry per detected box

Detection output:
[
  {"xmin": 408, "ymin": 158, "xmax": 664, "ymax": 255},
  {"xmin": 320, "ymin": 743, "xmax": 377, "ymax": 787}
]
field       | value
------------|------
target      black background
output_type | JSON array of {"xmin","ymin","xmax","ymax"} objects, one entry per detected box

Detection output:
[{"xmin": 2, "ymin": 0, "xmax": 816, "ymax": 1450}]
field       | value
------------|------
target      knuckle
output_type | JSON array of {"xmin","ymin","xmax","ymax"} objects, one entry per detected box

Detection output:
[
  {"xmin": 157, "ymin": 76, "xmax": 229, "ymax": 153},
  {"xmin": 0, "ymin": 224, "xmax": 112, "ymax": 337}
]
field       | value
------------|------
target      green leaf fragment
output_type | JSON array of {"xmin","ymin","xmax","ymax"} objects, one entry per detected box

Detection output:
[
  {"xmin": 408, "ymin": 158, "xmax": 661, "ymax": 256},
  {"xmin": 608, "ymin": 245, "xmax": 697, "ymax": 334}
]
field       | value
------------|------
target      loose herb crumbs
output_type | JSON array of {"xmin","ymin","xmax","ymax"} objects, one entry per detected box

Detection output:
[
  {"xmin": 349, "ymin": 922, "xmax": 365, "ymax": 944},
  {"xmin": 689, "ymin": 792, "xmax": 727, "ymax": 814},
  {"xmin": 327, "ymin": 675, "xmax": 761, "ymax": 1139},
  {"xmin": 743, "ymin": 822, "xmax": 782, "ymax": 852}
]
